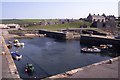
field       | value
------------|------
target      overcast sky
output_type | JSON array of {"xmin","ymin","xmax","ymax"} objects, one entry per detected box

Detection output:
[{"xmin": 0, "ymin": 0, "xmax": 119, "ymax": 19}]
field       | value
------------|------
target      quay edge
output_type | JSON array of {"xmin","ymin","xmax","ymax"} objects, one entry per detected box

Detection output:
[{"xmin": 1, "ymin": 30, "xmax": 20, "ymax": 79}]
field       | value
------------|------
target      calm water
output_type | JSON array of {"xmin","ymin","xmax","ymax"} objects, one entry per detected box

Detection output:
[{"xmin": 9, "ymin": 37, "xmax": 118, "ymax": 78}]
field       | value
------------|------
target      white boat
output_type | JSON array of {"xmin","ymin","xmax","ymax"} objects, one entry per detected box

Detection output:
[
  {"xmin": 14, "ymin": 43, "xmax": 25, "ymax": 47},
  {"xmin": 11, "ymin": 52, "xmax": 22, "ymax": 60},
  {"xmin": 8, "ymin": 41, "xmax": 12, "ymax": 44},
  {"xmin": 81, "ymin": 47, "xmax": 101, "ymax": 53}
]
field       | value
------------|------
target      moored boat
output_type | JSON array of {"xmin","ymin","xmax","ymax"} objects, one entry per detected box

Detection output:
[
  {"xmin": 14, "ymin": 43, "xmax": 25, "ymax": 47},
  {"xmin": 7, "ymin": 44, "xmax": 12, "ymax": 49},
  {"xmin": 13, "ymin": 39, "xmax": 19, "ymax": 43},
  {"xmin": 11, "ymin": 52, "xmax": 22, "ymax": 60},
  {"xmin": 99, "ymin": 44, "xmax": 112, "ymax": 49},
  {"xmin": 81, "ymin": 47, "xmax": 101, "ymax": 53},
  {"xmin": 25, "ymin": 63, "xmax": 34, "ymax": 73},
  {"xmin": 8, "ymin": 40, "xmax": 12, "ymax": 44}
]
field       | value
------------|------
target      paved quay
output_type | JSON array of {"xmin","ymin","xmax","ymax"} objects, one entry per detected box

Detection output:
[
  {"xmin": 0, "ymin": 29, "xmax": 20, "ymax": 79},
  {"xmin": 0, "ymin": 29, "xmax": 3, "ymax": 80},
  {"xmin": 68, "ymin": 59, "xmax": 119, "ymax": 78},
  {"xmin": 81, "ymin": 34, "xmax": 115, "ymax": 39},
  {"xmin": 48, "ymin": 57, "xmax": 119, "ymax": 79}
]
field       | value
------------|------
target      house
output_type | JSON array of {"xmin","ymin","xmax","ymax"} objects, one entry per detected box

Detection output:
[
  {"xmin": 41, "ymin": 20, "xmax": 47, "ymax": 26},
  {"xmin": 6, "ymin": 24, "xmax": 20, "ymax": 28},
  {"xmin": 90, "ymin": 14, "xmax": 116, "ymax": 28},
  {"xmin": 91, "ymin": 20, "xmax": 116, "ymax": 28},
  {"xmin": 87, "ymin": 14, "xmax": 105, "ymax": 22},
  {"xmin": 105, "ymin": 19, "xmax": 116, "ymax": 28},
  {"xmin": 0, "ymin": 24, "xmax": 7, "ymax": 29},
  {"xmin": 106, "ymin": 15, "xmax": 116, "ymax": 21},
  {"xmin": 91, "ymin": 18, "xmax": 116, "ymax": 28},
  {"xmin": 59, "ymin": 19, "xmax": 66, "ymax": 24},
  {"xmin": 47, "ymin": 21, "xmax": 55, "ymax": 25}
]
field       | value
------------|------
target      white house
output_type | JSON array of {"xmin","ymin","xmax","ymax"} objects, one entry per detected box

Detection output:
[
  {"xmin": 0, "ymin": 24, "xmax": 7, "ymax": 29},
  {"xmin": 6, "ymin": 24, "xmax": 20, "ymax": 28}
]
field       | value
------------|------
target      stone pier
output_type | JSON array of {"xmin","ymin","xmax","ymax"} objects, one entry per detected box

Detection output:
[
  {"xmin": 0, "ymin": 29, "xmax": 2, "ymax": 80},
  {"xmin": 0, "ymin": 29, "xmax": 20, "ymax": 79},
  {"xmin": 39, "ymin": 30, "xmax": 74, "ymax": 40}
]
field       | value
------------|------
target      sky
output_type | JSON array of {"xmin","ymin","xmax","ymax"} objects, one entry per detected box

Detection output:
[
  {"xmin": 118, "ymin": 1, "xmax": 120, "ymax": 17},
  {"xmin": 0, "ymin": 0, "xmax": 119, "ymax": 19}
]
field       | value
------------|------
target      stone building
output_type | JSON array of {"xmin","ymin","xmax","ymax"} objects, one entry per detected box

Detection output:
[
  {"xmin": 59, "ymin": 19, "xmax": 66, "ymax": 24},
  {"xmin": 40, "ymin": 20, "xmax": 48, "ymax": 26},
  {"xmin": 87, "ymin": 14, "xmax": 105, "ymax": 22},
  {"xmin": 91, "ymin": 18, "xmax": 116, "ymax": 28},
  {"xmin": 0, "ymin": 24, "xmax": 20, "ymax": 29},
  {"xmin": 7, "ymin": 24, "xmax": 20, "ymax": 28},
  {"xmin": 47, "ymin": 21, "xmax": 55, "ymax": 25},
  {"xmin": 0, "ymin": 24, "xmax": 7, "ymax": 28},
  {"xmin": 89, "ymin": 14, "xmax": 116, "ymax": 28},
  {"xmin": 106, "ymin": 15, "xmax": 116, "ymax": 21}
]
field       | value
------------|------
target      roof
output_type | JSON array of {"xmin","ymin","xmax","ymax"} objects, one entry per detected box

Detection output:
[
  {"xmin": 91, "ymin": 15, "xmax": 105, "ymax": 18},
  {"xmin": 7, "ymin": 24, "xmax": 19, "ymax": 26}
]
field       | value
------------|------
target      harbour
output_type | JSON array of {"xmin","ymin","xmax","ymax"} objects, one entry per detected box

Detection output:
[
  {"xmin": 7, "ymin": 36, "xmax": 119, "ymax": 79},
  {"xmin": 1, "ymin": 3, "xmax": 120, "ymax": 79}
]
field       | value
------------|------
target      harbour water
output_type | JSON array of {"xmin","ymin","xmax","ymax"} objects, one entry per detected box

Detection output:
[{"xmin": 8, "ymin": 37, "xmax": 119, "ymax": 78}]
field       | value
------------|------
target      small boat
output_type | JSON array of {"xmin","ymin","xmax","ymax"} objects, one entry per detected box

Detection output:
[
  {"xmin": 8, "ymin": 40, "xmax": 12, "ymax": 44},
  {"xmin": 106, "ymin": 44, "xmax": 112, "ymax": 48},
  {"xmin": 25, "ymin": 63, "xmax": 34, "ymax": 73},
  {"xmin": 7, "ymin": 44, "xmax": 12, "ymax": 49},
  {"xmin": 14, "ymin": 43, "xmax": 25, "ymax": 47},
  {"xmin": 99, "ymin": 44, "xmax": 112, "ymax": 49},
  {"xmin": 11, "ymin": 52, "xmax": 22, "ymax": 60},
  {"xmin": 81, "ymin": 47, "xmax": 101, "ymax": 53},
  {"xmin": 14, "ymin": 39, "xmax": 19, "ymax": 43},
  {"xmin": 115, "ymin": 36, "xmax": 120, "ymax": 39},
  {"xmin": 99, "ymin": 45, "xmax": 108, "ymax": 49}
]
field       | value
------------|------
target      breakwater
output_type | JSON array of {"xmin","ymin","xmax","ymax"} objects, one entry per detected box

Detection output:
[
  {"xmin": 8, "ymin": 30, "xmax": 74, "ymax": 40},
  {"xmin": 80, "ymin": 35, "xmax": 120, "ymax": 53},
  {"xmin": 8, "ymin": 30, "xmax": 120, "ymax": 44},
  {"xmin": 39, "ymin": 30, "xmax": 74, "ymax": 40},
  {"xmin": 8, "ymin": 30, "xmax": 39, "ymax": 34}
]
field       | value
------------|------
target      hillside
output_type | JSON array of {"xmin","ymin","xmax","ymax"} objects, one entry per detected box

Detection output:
[
  {"xmin": 25, "ymin": 21, "xmax": 91, "ymax": 30},
  {"xmin": 1, "ymin": 19, "xmax": 58, "ymax": 24},
  {"xmin": 1, "ymin": 19, "xmax": 92, "ymax": 30}
]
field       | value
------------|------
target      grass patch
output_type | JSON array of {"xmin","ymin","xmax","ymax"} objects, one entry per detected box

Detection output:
[
  {"xmin": 1, "ymin": 19, "xmax": 59, "ymax": 24},
  {"xmin": 26, "ymin": 21, "xmax": 91, "ymax": 30}
]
